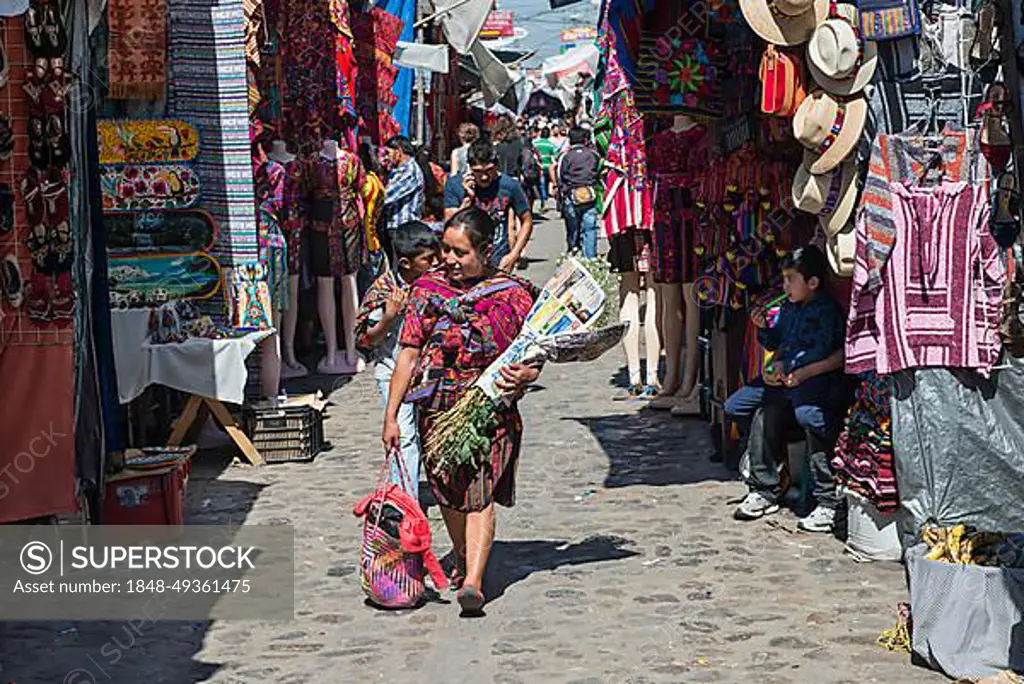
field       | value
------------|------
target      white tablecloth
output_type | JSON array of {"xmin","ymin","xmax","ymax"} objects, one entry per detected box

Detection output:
[{"xmin": 111, "ymin": 310, "xmax": 273, "ymax": 405}]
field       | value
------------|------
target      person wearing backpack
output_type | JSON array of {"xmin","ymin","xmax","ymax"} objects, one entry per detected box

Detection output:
[
  {"xmin": 521, "ymin": 136, "xmax": 544, "ymax": 215},
  {"xmin": 555, "ymin": 127, "xmax": 601, "ymax": 258}
]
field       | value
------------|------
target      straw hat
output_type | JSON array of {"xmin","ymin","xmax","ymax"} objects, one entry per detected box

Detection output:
[
  {"xmin": 793, "ymin": 90, "xmax": 867, "ymax": 173},
  {"xmin": 792, "ymin": 160, "xmax": 858, "ymax": 236},
  {"xmin": 827, "ymin": 222, "xmax": 856, "ymax": 278},
  {"xmin": 740, "ymin": 0, "xmax": 829, "ymax": 46},
  {"xmin": 807, "ymin": 4, "xmax": 877, "ymax": 96}
]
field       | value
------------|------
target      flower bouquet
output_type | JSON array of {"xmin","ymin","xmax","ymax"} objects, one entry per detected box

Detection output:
[{"xmin": 422, "ymin": 257, "xmax": 627, "ymax": 475}]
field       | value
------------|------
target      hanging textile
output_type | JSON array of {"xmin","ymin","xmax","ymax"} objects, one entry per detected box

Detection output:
[
  {"xmin": 107, "ymin": 0, "xmax": 167, "ymax": 99},
  {"xmin": 281, "ymin": 0, "xmax": 356, "ymax": 147},
  {"xmin": 379, "ymin": 0, "xmax": 415, "ymax": 137},
  {"xmin": 168, "ymin": 0, "xmax": 259, "ymax": 266},
  {"xmin": 352, "ymin": 5, "xmax": 403, "ymax": 143}
]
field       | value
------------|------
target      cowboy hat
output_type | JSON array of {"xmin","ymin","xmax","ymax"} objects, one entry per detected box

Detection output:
[
  {"xmin": 792, "ymin": 160, "xmax": 858, "ymax": 236},
  {"xmin": 740, "ymin": 0, "xmax": 830, "ymax": 46},
  {"xmin": 827, "ymin": 222, "xmax": 856, "ymax": 277},
  {"xmin": 793, "ymin": 89, "xmax": 867, "ymax": 173},
  {"xmin": 807, "ymin": 4, "xmax": 877, "ymax": 96}
]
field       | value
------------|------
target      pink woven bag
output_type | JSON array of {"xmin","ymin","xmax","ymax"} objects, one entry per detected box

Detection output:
[{"xmin": 353, "ymin": 450, "xmax": 448, "ymax": 608}]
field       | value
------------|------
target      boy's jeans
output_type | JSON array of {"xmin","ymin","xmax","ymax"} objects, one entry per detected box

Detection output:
[
  {"xmin": 748, "ymin": 374, "xmax": 846, "ymax": 510},
  {"xmin": 561, "ymin": 198, "xmax": 598, "ymax": 258},
  {"xmin": 374, "ymin": 362, "xmax": 421, "ymax": 497}
]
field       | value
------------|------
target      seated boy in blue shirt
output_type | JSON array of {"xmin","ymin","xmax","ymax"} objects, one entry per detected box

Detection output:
[
  {"xmin": 355, "ymin": 221, "xmax": 440, "ymax": 496},
  {"xmin": 732, "ymin": 246, "xmax": 847, "ymax": 533}
]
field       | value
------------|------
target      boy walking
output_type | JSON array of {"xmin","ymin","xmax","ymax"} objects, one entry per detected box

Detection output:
[
  {"xmin": 355, "ymin": 221, "xmax": 441, "ymax": 495},
  {"xmin": 733, "ymin": 246, "xmax": 848, "ymax": 532}
]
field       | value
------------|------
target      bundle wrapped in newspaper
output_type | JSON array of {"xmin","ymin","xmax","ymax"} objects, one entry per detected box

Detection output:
[{"xmin": 423, "ymin": 258, "xmax": 627, "ymax": 476}]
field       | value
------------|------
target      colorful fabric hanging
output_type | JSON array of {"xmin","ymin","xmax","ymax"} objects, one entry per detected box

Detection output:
[{"xmin": 108, "ymin": 0, "xmax": 167, "ymax": 99}]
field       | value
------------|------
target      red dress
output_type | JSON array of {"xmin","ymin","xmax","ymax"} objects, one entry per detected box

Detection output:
[{"xmin": 400, "ymin": 269, "xmax": 537, "ymax": 512}]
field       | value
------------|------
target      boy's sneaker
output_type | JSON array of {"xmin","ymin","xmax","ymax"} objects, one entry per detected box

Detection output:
[
  {"xmin": 798, "ymin": 506, "xmax": 836, "ymax": 533},
  {"xmin": 734, "ymin": 492, "xmax": 780, "ymax": 520}
]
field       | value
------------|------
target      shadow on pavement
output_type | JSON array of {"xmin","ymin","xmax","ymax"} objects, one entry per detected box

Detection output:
[
  {"xmin": 484, "ymin": 534, "xmax": 640, "ymax": 603},
  {"xmin": 0, "ymin": 469, "xmax": 267, "ymax": 683},
  {"xmin": 568, "ymin": 413, "xmax": 733, "ymax": 488}
]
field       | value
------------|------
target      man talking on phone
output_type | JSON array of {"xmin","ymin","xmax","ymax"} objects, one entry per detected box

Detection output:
[{"xmin": 443, "ymin": 140, "xmax": 533, "ymax": 273}]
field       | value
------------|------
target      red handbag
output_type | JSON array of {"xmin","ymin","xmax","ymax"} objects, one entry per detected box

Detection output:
[{"xmin": 759, "ymin": 45, "xmax": 807, "ymax": 118}]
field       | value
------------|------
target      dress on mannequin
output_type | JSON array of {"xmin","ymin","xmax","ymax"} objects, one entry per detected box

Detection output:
[
  {"xmin": 308, "ymin": 139, "xmax": 367, "ymax": 375},
  {"xmin": 647, "ymin": 120, "xmax": 707, "ymax": 411},
  {"xmin": 269, "ymin": 140, "xmax": 309, "ymax": 379},
  {"xmin": 253, "ymin": 153, "xmax": 291, "ymax": 399}
]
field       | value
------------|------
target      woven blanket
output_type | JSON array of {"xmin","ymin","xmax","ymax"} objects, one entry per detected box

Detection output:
[{"xmin": 108, "ymin": 0, "xmax": 167, "ymax": 99}]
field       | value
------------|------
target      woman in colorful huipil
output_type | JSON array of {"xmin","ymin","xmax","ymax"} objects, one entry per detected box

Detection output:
[{"xmin": 383, "ymin": 207, "xmax": 541, "ymax": 616}]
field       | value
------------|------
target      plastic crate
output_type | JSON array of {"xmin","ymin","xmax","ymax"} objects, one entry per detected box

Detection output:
[
  {"xmin": 102, "ymin": 460, "xmax": 190, "ymax": 527},
  {"xmin": 245, "ymin": 404, "xmax": 329, "ymax": 464}
]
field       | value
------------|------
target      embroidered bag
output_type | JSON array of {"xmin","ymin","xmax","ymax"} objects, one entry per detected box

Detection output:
[
  {"xmin": 230, "ymin": 262, "xmax": 273, "ymax": 330},
  {"xmin": 759, "ymin": 45, "xmax": 806, "ymax": 117},
  {"xmin": 856, "ymin": 0, "xmax": 921, "ymax": 40},
  {"xmin": 353, "ymin": 449, "xmax": 448, "ymax": 608}
]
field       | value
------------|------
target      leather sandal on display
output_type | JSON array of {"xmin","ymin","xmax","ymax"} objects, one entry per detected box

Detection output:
[
  {"xmin": 23, "ymin": 4, "xmax": 44, "ymax": 54},
  {"xmin": 26, "ymin": 272, "xmax": 50, "ymax": 321},
  {"xmin": 1, "ymin": 253, "xmax": 23, "ymax": 308},
  {"xmin": 0, "ymin": 183, "xmax": 13, "ymax": 233},
  {"xmin": 0, "ymin": 114, "xmax": 13, "ymax": 161},
  {"xmin": 51, "ymin": 271, "xmax": 73, "ymax": 320},
  {"xmin": 27, "ymin": 115, "xmax": 50, "ymax": 169}
]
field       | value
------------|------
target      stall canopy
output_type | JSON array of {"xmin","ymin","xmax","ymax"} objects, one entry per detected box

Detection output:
[
  {"xmin": 521, "ymin": 85, "xmax": 569, "ymax": 117},
  {"xmin": 431, "ymin": 0, "xmax": 492, "ymax": 54},
  {"xmin": 542, "ymin": 42, "xmax": 600, "ymax": 89}
]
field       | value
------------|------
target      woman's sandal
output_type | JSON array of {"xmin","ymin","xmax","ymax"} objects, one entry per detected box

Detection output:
[{"xmin": 456, "ymin": 586, "xmax": 485, "ymax": 617}]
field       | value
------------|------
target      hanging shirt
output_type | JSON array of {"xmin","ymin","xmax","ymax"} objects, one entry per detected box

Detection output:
[
  {"xmin": 846, "ymin": 180, "xmax": 1005, "ymax": 377},
  {"xmin": 383, "ymin": 157, "xmax": 425, "ymax": 232}
]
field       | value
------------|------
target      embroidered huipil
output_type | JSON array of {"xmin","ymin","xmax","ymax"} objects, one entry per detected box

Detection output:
[
  {"xmin": 254, "ymin": 159, "xmax": 288, "ymax": 252},
  {"xmin": 846, "ymin": 180, "xmax": 1005, "ymax": 376}
]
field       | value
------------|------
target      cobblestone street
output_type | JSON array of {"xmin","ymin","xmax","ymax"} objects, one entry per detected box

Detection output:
[{"xmin": 0, "ymin": 220, "xmax": 945, "ymax": 684}]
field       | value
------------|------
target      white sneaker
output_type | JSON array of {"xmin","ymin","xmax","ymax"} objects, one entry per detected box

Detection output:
[
  {"xmin": 798, "ymin": 506, "xmax": 836, "ymax": 533},
  {"xmin": 734, "ymin": 492, "xmax": 780, "ymax": 521}
]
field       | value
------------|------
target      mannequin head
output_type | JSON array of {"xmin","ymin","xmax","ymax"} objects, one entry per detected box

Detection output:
[
  {"xmin": 269, "ymin": 140, "xmax": 295, "ymax": 163},
  {"xmin": 672, "ymin": 114, "xmax": 697, "ymax": 132},
  {"xmin": 781, "ymin": 245, "xmax": 829, "ymax": 304},
  {"xmin": 320, "ymin": 139, "xmax": 339, "ymax": 157},
  {"xmin": 443, "ymin": 208, "xmax": 495, "ymax": 283}
]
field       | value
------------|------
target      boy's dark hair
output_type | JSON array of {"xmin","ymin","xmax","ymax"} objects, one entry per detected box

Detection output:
[
  {"xmin": 781, "ymin": 245, "xmax": 829, "ymax": 287},
  {"xmin": 568, "ymin": 127, "xmax": 590, "ymax": 146},
  {"xmin": 467, "ymin": 140, "xmax": 497, "ymax": 167},
  {"xmin": 540, "ymin": 127, "xmax": 551, "ymax": 138},
  {"xmin": 393, "ymin": 221, "xmax": 441, "ymax": 261},
  {"xmin": 385, "ymin": 135, "xmax": 415, "ymax": 157},
  {"xmin": 445, "ymin": 207, "xmax": 495, "ymax": 255}
]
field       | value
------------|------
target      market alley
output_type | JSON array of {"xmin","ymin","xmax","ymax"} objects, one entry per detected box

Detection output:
[{"xmin": 0, "ymin": 217, "xmax": 944, "ymax": 684}]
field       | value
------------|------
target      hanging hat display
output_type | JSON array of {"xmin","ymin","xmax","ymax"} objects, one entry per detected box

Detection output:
[
  {"xmin": 807, "ymin": 4, "xmax": 877, "ymax": 96},
  {"xmin": 792, "ymin": 89, "xmax": 867, "ymax": 173},
  {"xmin": 791, "ymin": 160, "xmax": 858, "ymax": 236},
  {"xmin": 739, "ymin": 0, "xmax": 830, "ymax": 46}
]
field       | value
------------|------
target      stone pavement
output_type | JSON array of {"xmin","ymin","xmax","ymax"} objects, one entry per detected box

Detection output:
[{"xmin": 0, "ymin": 215, "xmax": 946, "ymax": 684}]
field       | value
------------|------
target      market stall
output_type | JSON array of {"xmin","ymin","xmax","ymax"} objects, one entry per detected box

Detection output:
[{"xmin": 594, "ymin": 0, "xmax": 1024, "ymax": 676}]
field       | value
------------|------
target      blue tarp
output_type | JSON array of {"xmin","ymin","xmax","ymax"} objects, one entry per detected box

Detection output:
[{"xmin": 379, "ymin": 0, "xmax": 416, "ymax": 137}]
